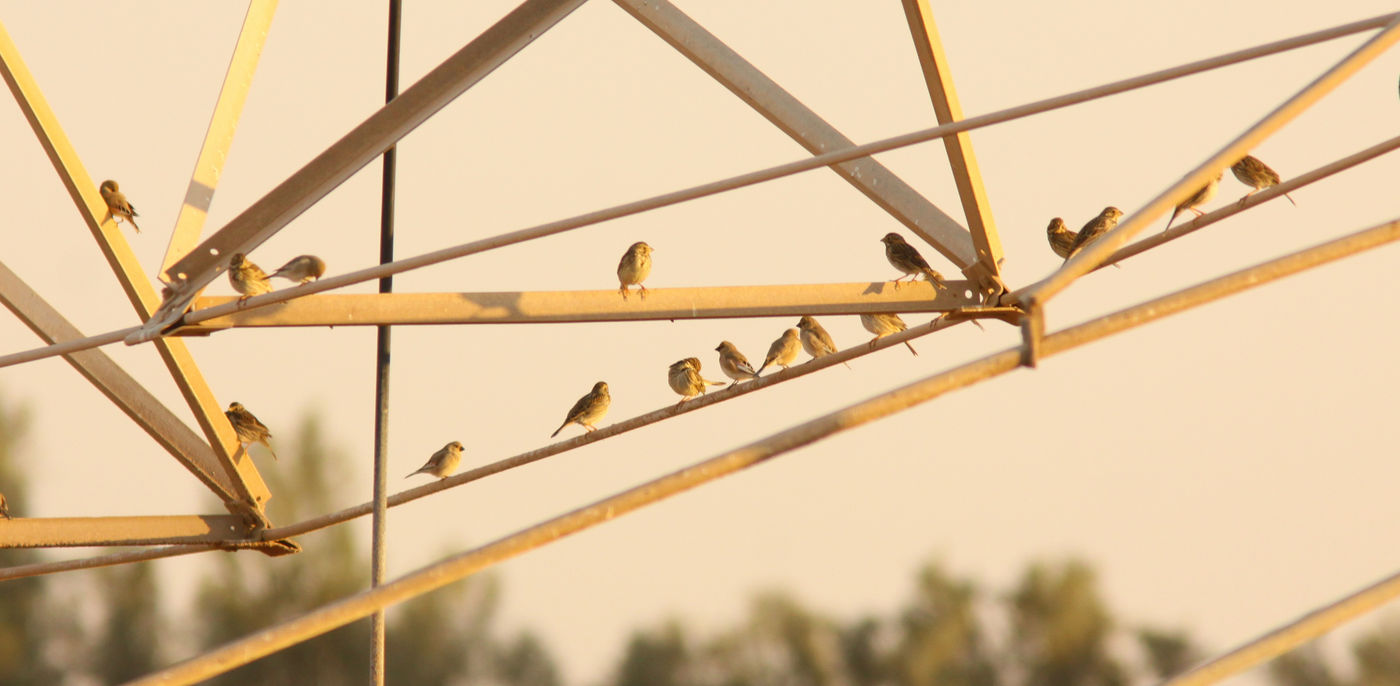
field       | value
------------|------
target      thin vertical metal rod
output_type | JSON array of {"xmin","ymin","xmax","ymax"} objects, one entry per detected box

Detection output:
[{"xmin": 369, "ymin": 0, "xmax": 401, "ymax": 683}]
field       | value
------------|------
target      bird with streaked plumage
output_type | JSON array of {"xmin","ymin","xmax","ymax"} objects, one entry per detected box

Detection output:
[
  {"xmin": 225, "ymin": 402, "xmax": 277, "ymax": 460},
  {"xmin": 1046, "ymin": 217, "xmax": 1077, "ymax": 260},
  {"xmin": 796, "ymin": 316, "xmax": 849, "ymax": 369},
  {"xmin": 668, "ymin": 357, "xmax": 723, "ymax": 405},
  {"xmin": 1068, "ymin": 207, "xmax": 1123, "ymax": 257},
  {"xmin": 880, "ymin": 233, "xmax": 945, "ymax": 289},
  {"xmin": 228, "ymin": 253, "xmax": 273, "ymax": 304},
  {"xmin": 859, "ymin": 312, "xmax": 918, "ymax": 356},
  {"xmin": 99, "ymin": 180, "xmax": 140, "ymax": 232},
  {"xmin": 1230, "ymin": 155, "xmax": 1296, "ymax": 207},
  {"xmin": 617, "ymin": 241, "xmax": 653, "ymax": 300},
  {"xmin": 406, "ymin": 441, "xmax": 465, "ymax": 480},
  {"xmin": 551, "ymin": 382, "xmax": 610, "ymax": 437}
]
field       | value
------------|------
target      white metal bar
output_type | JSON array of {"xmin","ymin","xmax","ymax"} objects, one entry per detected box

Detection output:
[
  {"xmin": 161, "ymin": 0, "xmax": 280, "ymax": 275},
  {"xmin": 613, "ymin": 0, "xmax": 977, "ymax": 269}
]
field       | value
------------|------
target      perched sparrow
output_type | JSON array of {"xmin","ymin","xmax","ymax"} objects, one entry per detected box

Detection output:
[
  {"xmin": 225, "ymin": 402, "xmax": 277, "ymax": 460},
  {"xmin": 1164, "ymin": 172, "xmax": 1221, "ymax": 232},
  {"xmin": 859, "ymin": 312, "xmax": 918, "ymax": 355},
  {"xmin": 617, "ymin": 241, "xmax": 653, "ymax": 300},
  {"xmin": 99, "ymin": 180, "xmax": 140, "ymax": 232},
  {"xmin": 714, "ymin": 341, "xmax": 758, "ymax": 384},
  {"xmin": 1230, "ymin": 155, "xmax": 1296, "ymax": 207},
  {"xmin": 1045, "ymin": 217, "xmax": 1077, "ymax": 260},
  {"xmin": 796, "ymin": 316, "xmax": 849, "ymax": 369},
  {"xmin": 756, "ymin": 328, "xmax": 802, "ymax": 375},
  {"xmin": 668, "ymin": 357, "xmax": 720, "ymax": 405},
  {"xmin": 880, "ymin": 233, "xmax": 945, "ymax": 289},
  {"xmin": 228, "ymin": 253, "xmax": 273, "ymax": 303},
  {"xmin": 270, "ymin": 254, "xmax": 327, "ymax": 284},
  {"xmin": 551, "ymin": 381, "xmax": 610, "ymax": 437},
  {"xmin": 0, "ymin": 492, "xmax": 9, "ymax": 519},
  {"xmin": 406, "ymin": 440, "xmax": 465, "ymax": 480},
  {"xmin": 1068, "ymin": 206, "xmax": 1124, "ymax": 257}
]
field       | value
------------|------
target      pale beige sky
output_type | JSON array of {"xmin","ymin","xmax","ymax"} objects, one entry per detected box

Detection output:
[{"xmin": 2, "ymin": 1, "xmax": 1399, "ymax": 682}]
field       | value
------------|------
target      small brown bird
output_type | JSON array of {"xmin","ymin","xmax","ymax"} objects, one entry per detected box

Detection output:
[
  {"xmin": 668, "ymin": 357, "xmax": 722, "ymax": 405},
  {"xmin": 880, "ymin": 233, "xmax": 945, "ymax": 289},
  {"xmin": 1068, "ymin": 207, "xmax": 1124, "ymax": 257},
  {"xmin": 0, "ymin": 492, "xmax": 9, "ymax": 519},
  {"xmin": 1230, "ymin": 155, "xmax": 1296, "ymax": 207},
  {"xmin": 617, "ymin": 241, "xmax": 654, "ymax": 300},
  {"xmin": 551, "ymin": 381, "xmax": 610, "ymax": 437},
  {"xmin": 1164, "ymin": 172, "xmax": 1221, "ymax": 232},
  {"xmin": 1045, "ymin": 217, "xmax": 1077, "ymax": 260},
  {"xmin": 99, "ymin": 180, "xmax": 140, "ymax": 232},
  {"xmin": 756, "ymin": 328, "xmax": 802, "ymax": 375},
  {"xmin": 859, "ymin": 312, "xmax": 918, "ymax": 355},
  {"xmin": 225, "ymin": 402, "xmax": 277, "ymax": 460},
  {"xmin": 406, "ymin": 441, "xmax": 465, "ymax": 480},
  {"xmin": 228, "ymin": 253, "xmax": 273, "ymax": 304},
  {"xmin": 715, "ymin": 341, "xmax": 758, "ymax": 384},
  {"xmin": 270, "ymin": 254, "xmax": 327, "ymax": 284},
  {"xmin": 796, "ymin": 316, "xmax": 849, "ymax": 369}
]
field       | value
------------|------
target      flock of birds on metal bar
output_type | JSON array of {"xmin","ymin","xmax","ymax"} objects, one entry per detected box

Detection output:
[{"xmin": 0, "ymin": 155, "xmax": 1293, "ymax": 515}]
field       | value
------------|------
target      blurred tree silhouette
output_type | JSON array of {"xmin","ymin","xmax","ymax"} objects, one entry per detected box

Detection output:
[
  {"xmin": 189, "ymin": 413, "xmax": 557, "ymax": 685},
  {"xmin": 0, "ymin": 392, "xmax": 67, "ymax": 686},
  {"xmin": 4, "ymin": 394, "xmax": 1400, "ymax": 685}
]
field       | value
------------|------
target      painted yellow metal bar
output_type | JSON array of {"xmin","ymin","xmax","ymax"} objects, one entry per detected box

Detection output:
[
  {"xmin": 0, "ymin": 19, "xmax": 272, "ymax": 513},
  {"xmin": 0, "ymin": 261, "xmax": 240, "ymax": 500},
  {"xmin": 146, "ymin": 0, "xmax": 590, "ymax": 334},
  {"xmin": 900, "ymin": 0, "xmax": 1003, "ymax": 288},
  {"xmin": 174, "ymin": 281, "xmax": 978, "ymax": 331},
  {"xmin": 161, "ymin": 0, "xmax": 279, "ymax": 278},
  {"xmin": 0, "ymin": 515, "xmax": 249, "ymax": 548},
  {"xmin": 614, "ymin": 0, "xmax": 977, "ymax": 269},
  {"xmin": 124, "ymin": 215, "xmax": 1400, "ymax": 686}
]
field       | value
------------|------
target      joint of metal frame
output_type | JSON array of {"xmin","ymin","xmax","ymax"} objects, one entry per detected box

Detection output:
[{"xmin": 1018, "ymin": 302, "xmax": 1044, "ymax": 368}]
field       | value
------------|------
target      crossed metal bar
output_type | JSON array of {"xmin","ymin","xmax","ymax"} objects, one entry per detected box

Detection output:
[{"xmin": 0, "ymin": 2, "xmax": 1397, "ymax": 685}]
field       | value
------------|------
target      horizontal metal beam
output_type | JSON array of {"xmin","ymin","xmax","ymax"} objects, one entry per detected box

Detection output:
[
  {"xmin": 174, "ymin": 282, "xmax": 977, "ymax": 331},
  {"xmin": 122, "ymin": 9, "xmax": 1396, "ymax": 342},
  {"xmin": 0, "ymin": 262, "xmax": 240, "ymax": 500},
  {"xmin": 614, "ymin": 0, "xmax": 976, "ymax": 269},
  {"xmin": 0, "ymin": 515, "xmax": 249, "ymax": 548},
  {"xmin": 144, "ymin": 0, "xmax": 589, "ymax": 334},
  {"xmin": 127, "ymin": 215, "xmax": 1400, "ymax": 686}
]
